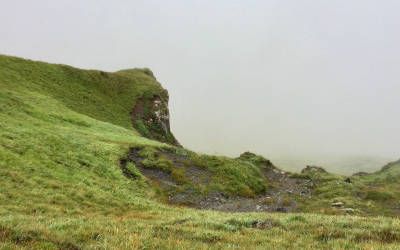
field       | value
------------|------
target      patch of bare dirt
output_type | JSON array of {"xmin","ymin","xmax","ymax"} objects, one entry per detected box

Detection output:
[
  {"xmin": 120, "ymin": 148, "xmax": 313, "ymax": 213},
  {"xmin": 195, "ymin": 168, "xmax": 313, "ymax": 213}
]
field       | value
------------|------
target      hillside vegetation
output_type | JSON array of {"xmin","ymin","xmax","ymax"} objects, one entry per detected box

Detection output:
[{"xmin": 0, "ymin": 55, "xmax": 399, "ymax": 249}]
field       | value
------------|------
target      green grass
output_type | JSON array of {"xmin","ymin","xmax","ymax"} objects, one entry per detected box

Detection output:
[
  {"xmin": 0, "ymin": 54, "xmax": 164, "ymax": 131},
  {"xmin": 1, "ymin": 55, "xmax": 400, "ymax": 249},
  {"xmin": 138, "ymin": 146, "xmax": 268, "ymax": 197},
  {"xmin": 1, "ymin": 209, "xmax": 400, "ymax": 249}
]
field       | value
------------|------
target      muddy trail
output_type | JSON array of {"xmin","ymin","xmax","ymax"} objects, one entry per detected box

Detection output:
[{"xmin": 120, "ymin": 147, "xmax": 314, "ymax": 213}]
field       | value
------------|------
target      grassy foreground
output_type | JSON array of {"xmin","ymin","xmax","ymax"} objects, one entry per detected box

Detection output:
[
  {"xmin": 1, "ymin": 55, "xmax": 400, "ymax": 249},
  {"xmin": 1, "ymin": 207, "xmax": 400, "ymax": 249}
]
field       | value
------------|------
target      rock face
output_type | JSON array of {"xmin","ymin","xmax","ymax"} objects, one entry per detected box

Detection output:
[{"xmin": 131, "ymin": 90, "xmax": 180, "ymax": 146}]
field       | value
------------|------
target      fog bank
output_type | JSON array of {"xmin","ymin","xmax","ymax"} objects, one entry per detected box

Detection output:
[{"xmin": 1, "ymin": 0, "xmax": 399, "ymax": 173}]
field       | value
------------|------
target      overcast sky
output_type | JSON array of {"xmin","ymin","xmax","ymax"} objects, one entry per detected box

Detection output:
[{"xmin": 1, "ymin": 0, "xmax": 399, "ymax": 173}]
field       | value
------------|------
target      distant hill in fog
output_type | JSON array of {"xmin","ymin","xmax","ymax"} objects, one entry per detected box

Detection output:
[{"xmin": 272, "ymin": 154, "xmax": 394, "ymax": 175}]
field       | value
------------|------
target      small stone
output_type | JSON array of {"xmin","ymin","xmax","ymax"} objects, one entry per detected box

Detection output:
[
  {"xmin": 300, "ymin": 190, "xmax": 308, "ymax": 196},
  {"xmin": 331, "ymin": 201, "xmax": 344, "ymax": 208},
  {"xmin": 341, "ymin": 208, "xmax": 355, "ymax": 213}
]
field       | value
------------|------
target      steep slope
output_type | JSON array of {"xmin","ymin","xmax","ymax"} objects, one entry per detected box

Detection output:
[
  {"xmin": 1, "ymin": 55, "xmax": 400, "ymax": 249},
  {"xmin": 0, "ymin": 54, "xmax": 178, "ymax": 145},
  {"xmin": 0, "ymin": 55, "xmax": 275, "ymax": 214}
]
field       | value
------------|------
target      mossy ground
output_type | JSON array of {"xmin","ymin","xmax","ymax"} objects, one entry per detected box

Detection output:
[{"xmin": 1, "ymin": 55, "xmax": 400, "ymax": 249}]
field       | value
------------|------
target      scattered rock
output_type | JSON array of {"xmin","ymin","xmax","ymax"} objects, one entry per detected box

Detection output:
[{"xmin": 121, "ymin": 147, "xmax": 313, "ymax": 213}]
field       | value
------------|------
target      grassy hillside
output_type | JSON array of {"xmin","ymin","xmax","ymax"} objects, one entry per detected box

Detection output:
[
  {"xmin": 292, "ymin": 165, "xmax": 400, "ymax": 217},
  {"xmin": 1, "ymin": 55, "xmax": 400, "ymax": 249},
  {"xmin": 0, "ymin": 55, "xmax": 164, "ymax": 130}
]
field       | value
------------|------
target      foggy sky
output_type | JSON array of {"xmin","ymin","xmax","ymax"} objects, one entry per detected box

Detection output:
[{"xmin": 1, "ymin": 0, "xmax": 399, "ymax": 173}]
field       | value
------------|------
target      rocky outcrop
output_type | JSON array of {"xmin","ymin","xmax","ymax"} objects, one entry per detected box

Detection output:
[
  {"xmin": 301, "ymin": 165, "xmax": 327, "ymax": 174},
  {"xmin": 238, "ymin": 152, "xmax": 274, "ymax": 167},
  {"xmin": 131, "ymin": 90, "xmax": 180, "ymax": 146}
]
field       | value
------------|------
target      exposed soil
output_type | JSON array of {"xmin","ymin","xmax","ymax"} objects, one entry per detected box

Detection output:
[
  {"xmin": 120, "ymin": 148, "xmax": 313, "ymax": 213},
  {"xmin": 195, "ymin": 166, "xmax": 313, "ymax": 212}
]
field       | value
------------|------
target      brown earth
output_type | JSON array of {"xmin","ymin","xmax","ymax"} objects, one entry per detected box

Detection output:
[{"xmin": 120, "ymin": 148, "xmax": 314, "ymax": 213}]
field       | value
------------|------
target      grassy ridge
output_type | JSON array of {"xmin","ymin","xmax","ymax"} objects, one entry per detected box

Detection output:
[
  {"xmin": 1, "ymin": 55, "xmax": 400, "ymax": 249},
  {"xmin": 0, "ymin": 55, "xmax": 164, "ymax": 130}
]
